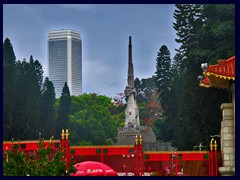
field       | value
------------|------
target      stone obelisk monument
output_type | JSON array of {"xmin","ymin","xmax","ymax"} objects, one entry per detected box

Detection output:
[
  {"xmin": 116, "ymin": 36, "xmax": 141, "ymax": 145},
  {"xmin": 124, "ymin": 36, "xmax": 140, "ymax": 129},
  {"xmin": 116, "ymin": 36, "xmax": 157, "ymax": 150}
]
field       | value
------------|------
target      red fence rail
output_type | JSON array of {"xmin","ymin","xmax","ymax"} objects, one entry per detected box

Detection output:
[{"xmin": 3, "ymin": 130, "xmax": 220, "ymax": 176}]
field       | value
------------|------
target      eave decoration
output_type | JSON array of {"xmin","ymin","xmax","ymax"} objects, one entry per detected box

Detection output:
[{"xmin": 199, "ymin": 55, "xmax": 235, "ymax": 89}]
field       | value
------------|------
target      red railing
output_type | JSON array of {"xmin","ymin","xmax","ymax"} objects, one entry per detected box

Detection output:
[{"xmin": 3, "ymin": 130, "xmax": 220, "ymax": 176}]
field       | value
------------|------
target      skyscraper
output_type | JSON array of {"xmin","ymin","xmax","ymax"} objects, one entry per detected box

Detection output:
[{"xmin": 48, "ymin": 29, "xmax": 82, "ymax": 98}]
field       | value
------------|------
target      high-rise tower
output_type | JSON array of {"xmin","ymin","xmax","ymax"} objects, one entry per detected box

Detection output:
[{"xmin": 48, "ymin": 29, "xmax": 82, "ymax": 98}]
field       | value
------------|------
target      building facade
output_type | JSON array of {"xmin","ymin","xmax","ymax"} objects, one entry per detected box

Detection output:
[{"xmin": 48, "ymin": 29, "xmax": 82, "ymax": 98}]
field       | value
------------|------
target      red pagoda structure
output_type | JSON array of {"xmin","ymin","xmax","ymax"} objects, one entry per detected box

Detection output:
[{"xmin": 199, "ymin": 55, "xmax": 235, "ymax": 176}]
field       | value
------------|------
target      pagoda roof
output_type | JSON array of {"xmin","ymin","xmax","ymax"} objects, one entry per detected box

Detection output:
[{"xmin": 199, "ymin": 55, "xmax": 235, "ymax": 89}]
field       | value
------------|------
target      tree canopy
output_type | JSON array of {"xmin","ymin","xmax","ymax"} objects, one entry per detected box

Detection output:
[
  {"xmin": 69, "ymin": 94, "xmax": 120, "ymax": 145},
  {"xmin": 153, "ymin": 4, "xmax": 234, "ymax": 150}
]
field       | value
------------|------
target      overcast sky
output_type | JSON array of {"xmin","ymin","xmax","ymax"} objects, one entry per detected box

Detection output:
[{"xmin": 3, "ymin": 4, "xmax": 179, "ymax": 98}]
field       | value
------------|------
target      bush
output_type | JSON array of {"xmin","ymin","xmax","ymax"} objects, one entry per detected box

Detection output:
[{"xmin": 3, "ymin": 138, "xmax": 74, "ymax": 176}]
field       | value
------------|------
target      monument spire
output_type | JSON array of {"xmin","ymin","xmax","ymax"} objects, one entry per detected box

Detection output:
[
  {"xmin": 128, "ymin": 36, "xmax": 134, "ymax": 88},
  {"xmin": 117, "ymin": 36, "xmax": 158, "ymax": 151},
  {"xmin": 124, "ymin": 36, "xmax": 139, "ymax": 128}
]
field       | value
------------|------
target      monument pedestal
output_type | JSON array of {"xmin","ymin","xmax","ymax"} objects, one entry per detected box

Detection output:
[{"xmin": 116, "ymin": 125, "xmax": 160, "ymax": 151}]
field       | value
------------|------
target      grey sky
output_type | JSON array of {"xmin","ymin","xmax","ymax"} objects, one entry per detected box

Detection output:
[{"xmin": 3, "ymin": 4, "xmax": 179, "ymax": 98}]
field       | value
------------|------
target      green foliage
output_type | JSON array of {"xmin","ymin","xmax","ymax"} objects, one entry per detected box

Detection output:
[
  {"xmin": 168, "ymin": 4, "xmax": 233, "ymax": 150},
  {"xmin": 3, "ymin": 138, "xmax": 73, "ymax": 176},
  {"xmin": 68, "ymin": 94, "xmax": 120, "ymax": 145},
  {"xmin": 134, "ymin": 76, "xmax": 162, "ymax": 127},
  {"xmin": 153, "ymin": 4, "xmax": 233, "ymax": 150},
  {"xmin": 55, "ymin": 82, "xmax": 71, "ymax": 138},
  {"xmin": 3, "ymin": 146, "xmax": 28, "ymax": 176},
  {"xmin": 39, "ymin": 77, "xmax": 56, "ymax": 138},
  {"xmin": 3, "ymin": 38, "xmax": 16, "ymax": 140},
  {"xmin": 194, "ymin": 4, "xmax": 235, "ymax": 63},
  {"xmin": 154, "ymin": 45, "xmax": 172, "ymax": 112},
  {"xmin": 11, "ymin": 56, "xmax": 43, "ymax": 140}
]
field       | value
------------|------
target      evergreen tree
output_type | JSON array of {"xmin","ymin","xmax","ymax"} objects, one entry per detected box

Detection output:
[
  {"xmin": 55, "ymin": 82, "xmax": 71, "ymax": 138},
  {"xmin": 194, "ymin": 4, "xmax": 235, "ymax": 62},
  {"xmin": 155, "ymin": 53, "xmax": 183, "ymax": 142},
  {"xmin": 12, "ymin": 59, "xmax": 30, "ymax": 140},
  {"xmin": 154, "ymin": 45, "xmax": 172, "ymax": 112},
  {"xmin": 3, "ymin": 38, "xmax": 16, "ymax": 140},
  {"xmin": 173, "ymin": 4, "xmax": 205, "ymax": 69},
  {"xmin": 39, "ymin": 77, "xmax": 56, "ymax": 139},
  {"xmin": 172, "ymin": 4, "xmax": 210, "ymax": 150},
  {"xmin": 11, "ymin": 56, "xmax": 44, "ymax": 140},
  {"xmin": 171, "ymin": 4, "xmax": 231, "ymax": 150},
  {"xmin": 27, "ymin": 56, "xmax": 43, "ymax": 138}
]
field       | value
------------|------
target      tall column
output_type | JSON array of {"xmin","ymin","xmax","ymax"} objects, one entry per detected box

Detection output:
[{"xmin": 219, "ymin": 103, "xmax": 235, "ymax": 176}]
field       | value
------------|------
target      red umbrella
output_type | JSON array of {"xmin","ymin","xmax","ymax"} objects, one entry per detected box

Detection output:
[{"xmin": 71, "ymin": 161, "xmax": 118, "ymax": 176}]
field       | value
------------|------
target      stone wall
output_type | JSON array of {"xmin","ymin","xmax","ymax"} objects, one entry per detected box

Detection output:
[{"xmin": 219, "ymin": 83, "xmax": 235, "ymax": 176}]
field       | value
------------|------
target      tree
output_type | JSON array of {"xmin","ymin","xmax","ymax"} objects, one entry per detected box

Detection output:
[
  {"xmin": 69, "ymin": 94, "xmax": 118, "ymax": 145},
  {"xmin": 3, "ymin": 138, "xmax": 75, "ymax": 176},
  {"xmin": 194, "ymin": 4, "xmax": 235, "ymax": 63},
  {"xmin": 154, "ymin": 45, "xmax": 172, "ymax": 113},
  {"xmin": 171, "ymin": 4, "xmax": 231, "ymax": 150},
  {"xmin": 134, "ymin": 77, "xmax": 162, "ymax": 127},
  {"xmin": 27, "ymin": 56, "xmax": 43, "ymax": 138},
  {"xmin": 11, "ymin": 56, "xmax": 43, "ymax": 140},
  {"xmin": 3, "ymin": 38, "xmax": 16, "ymax": 140},
  {"xmin": 12, "ymin": 59, "xmax": 28, "ymax": 140},
  {"xmin": 173, "ymin": 4, "xmax": 205, "ymax": 70},
  {"xmin": 39, "ymin": 77, "xmax": 56, "ymax": 139},
  {"xmin": 55, "ymin": 82, "xmax": 71, "ymax": 138}
]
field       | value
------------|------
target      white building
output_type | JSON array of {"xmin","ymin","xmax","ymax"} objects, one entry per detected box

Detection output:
[{"xmin": 48, "ymin": 29, "xmax": 82, "ymax": 98}]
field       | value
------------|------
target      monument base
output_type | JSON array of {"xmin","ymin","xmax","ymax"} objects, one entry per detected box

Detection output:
[{"xmin": 116, "ymin": 125, "xmax": 162, "ymax": 151}]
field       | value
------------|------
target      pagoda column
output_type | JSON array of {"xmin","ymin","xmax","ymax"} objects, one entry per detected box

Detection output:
[{"xmin": 219, "ymin": 100, "xmax": 235, "ymax": 175}]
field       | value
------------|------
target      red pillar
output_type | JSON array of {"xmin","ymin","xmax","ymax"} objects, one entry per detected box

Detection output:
[
  {"xmin": 214, "ymin": 140, "xmax": 218, "ymax": 176},
  {"xmin": 209, "ymin": 138, "xmax": 214, "ymax": 176},
  {"xmin": 61, "ymin": 129, "xmax": 65, "ymax": 150},
  {"xmin": 134, "ymin": 135, "xmax": 139, "ymax": 176},
  {"xmin": 65, "ymin": 129, "xmax": 69, "ymax": 170},
  {"xmin": 139, "ymin": 135, "xmax": 143, "ymax": 176}
]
